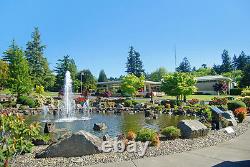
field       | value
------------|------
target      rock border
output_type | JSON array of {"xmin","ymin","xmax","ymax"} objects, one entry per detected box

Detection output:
[{"xmin": 10, "ymin": 121, "xmax": 249, "ymax": 167}]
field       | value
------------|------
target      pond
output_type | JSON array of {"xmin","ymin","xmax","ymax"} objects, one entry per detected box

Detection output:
[{"xmin": 26, "ymin": 112, "xmax": 193, "ymax": 137}]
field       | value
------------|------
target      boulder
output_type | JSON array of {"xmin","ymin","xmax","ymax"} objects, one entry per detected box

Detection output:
[
  {"xmin": 93, "ymin": 123, "xmax": 107, "ymax": 131},
  {"xmin": 178, "ymin": 120, "xmax": 209, "ymax": 139},
  {"xmin": 116, "ymin": 104, "xmax": 124, "ymax": 110},
  {"xmin": 103, "ymin": 134, "xmax": 111, "ymax": 141},
  {"xmin": 222, "ymin": 111, "xmax": 237, "ymax": 126},
  {"xmin": 35, "ymin": 130, "xmax": 102, "ymax": 158}
]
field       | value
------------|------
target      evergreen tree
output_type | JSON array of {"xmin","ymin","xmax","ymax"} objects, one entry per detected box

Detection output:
[
  {"xmin": 3, "ymin": 40, "xmax": 32, "ymax": 97},
  {"xmin": 233, "ymin": 51, "xmax": 250, "ymax": 70},
  {"xmin": 149, "ymin": 67, "xmax": 167, "ymax": 82},
  {"xmin": 176, "ymin": 57, "xmax": 191, "ymax": 72},
  {"xmin": 98, "ymin": 69, "xmax": 108, "ymax": 82},
  {"xmin": 77, "ymin": 69, "xmax": 96, "ymax": 91},
  {"xmin": 220, "ymin": 49, "xmax": 233, "ymax": 73},
  {"xmin": 55, "ymin": 55, "xmax": 78, "ymax": 91},
  {"xmin": 126, "ymin": 46, "xmax": 144, "ymax": 77},
  {"xmin": 0, "ymin": 59, "xmax": 9, "ymax": 89},
  {"xmin": 240, "ymin": 64, "xmax": 250, "ymax": 87},
  {"xmin": 25, "ymin": 27, "xmax": 55, "ymax": 89}
]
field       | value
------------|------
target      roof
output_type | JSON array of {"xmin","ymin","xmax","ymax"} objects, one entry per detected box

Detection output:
[
  {"xmin": 196, "ymin": 75, "xmax": 232, "ymax": 82},
  {"xmin": 97, "ymin": 80, "xmax": 161, "ymax": 85}
]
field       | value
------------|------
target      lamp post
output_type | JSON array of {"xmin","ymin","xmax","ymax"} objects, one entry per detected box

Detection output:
[{"xmin": 81, "ymin": 72, "xmax": 83, "ymax": 96}]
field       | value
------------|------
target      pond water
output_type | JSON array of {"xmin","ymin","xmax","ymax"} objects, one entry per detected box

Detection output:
[{"xmin": 26, "ymin": 112, "xmax": 193, "ymax": 137}]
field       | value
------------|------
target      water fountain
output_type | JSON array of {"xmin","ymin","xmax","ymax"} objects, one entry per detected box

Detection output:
[{"xmin": 55, "ymin": 71, "xmax": 90, "ymax": 122}]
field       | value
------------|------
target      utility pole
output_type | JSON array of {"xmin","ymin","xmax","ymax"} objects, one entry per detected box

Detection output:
[
  {"xmin": 81, "ymin": 72, "xmax": 83, "ymax": 96},
  {"xmin": 174, "ymin": 45, "xmax": 177, "ymax": 71}
]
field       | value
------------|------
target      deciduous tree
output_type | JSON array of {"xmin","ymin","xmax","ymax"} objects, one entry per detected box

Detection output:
[{"xmin": 121, "ymin": 74, "xmax": 145, "ymax": 97}]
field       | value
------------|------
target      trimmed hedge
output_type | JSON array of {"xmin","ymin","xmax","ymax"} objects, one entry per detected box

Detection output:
[
  {"xmin": 230, "ymin": 88, "xmax": 243, "ymax": 95},
  {"xmin": 227, "ymin": 100, "xmax": 246, "ymax": 112}
]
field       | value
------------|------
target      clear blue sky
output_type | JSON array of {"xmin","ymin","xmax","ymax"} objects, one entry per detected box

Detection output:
[{"xmin": 0, "ymin": 0, "xmax": 250, "ymax": 78}]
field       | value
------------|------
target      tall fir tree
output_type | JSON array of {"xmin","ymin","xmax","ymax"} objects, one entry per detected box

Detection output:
[
  {"xmin": 25, "ymin": 27, "xmax": 55, "ymax": 90},
  {"xmin": 220, "ymin": 49, "xmax": 233, "ymax": 73},
  {"xmin": 233, "ymin": 51, "xmax": 250, "ymax": 70},
  {"xmin": 125, "ymin": 46, "xmax": 144, "ymax": 77},
  {"xmin": 55, "ymin": 55, "xmax": 78, "ymax": 91},
  {"xmin": 240, "ymin": 64, "xmax": 250, "ymax": 87},
  {"xmin": 3, "ymin": 40, "xmax": 32, "ymax": 97},
  {"xmin": 98, "ymin": 69, "xmax": 108, "ymax": 82},
  {"xmin": 176, "ymin": 57, "xmax": 191, "ymax": 72}
]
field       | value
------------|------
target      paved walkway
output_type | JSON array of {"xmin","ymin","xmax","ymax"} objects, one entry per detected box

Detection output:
[{"xmin": 87, "ymin": 117, "xmax": 250, "ymax": 167}]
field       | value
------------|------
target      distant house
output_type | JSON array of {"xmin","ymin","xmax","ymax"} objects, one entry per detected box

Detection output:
[
  {"xmin": 97, "ymin": 80, "xmax": 165, "ymax": 97},
  {"xmin": 195, "ymin": 75, "xmax": 233, "ymax": 95}
]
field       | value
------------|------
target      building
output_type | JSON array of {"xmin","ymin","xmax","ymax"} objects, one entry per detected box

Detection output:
[
  {"xmin": 195, "ymin": 75, "xmax": 233, "ymax": 95},
  {"xmin": 97, "ymin": 80, "xmax": 165, "ymax": 97}
]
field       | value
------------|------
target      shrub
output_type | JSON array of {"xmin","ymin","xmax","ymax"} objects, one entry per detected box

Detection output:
[
  {"xmin": 0, "ymin": 113, "xmax": 46, "ymax": 166},
  {"xmin": 188, "ymin": 99, "xmax": 199, "ymax": 105},
  {"xmin": 227, "ymin": 100, "xmax": 246, "ymax": 112},
  {"xmin": 242, "ymin": 87, "xmax": 250, "ymax": 96},
  {"xmin": 17, "ymin": 96, "xmax": 36, "ymax": 108},
  {"xmin": 242, "ymin": 97, "xmax": 250, "ymax": 107},
  {"xmin": 230, "ymin": 88, "xmax": 243, "ymax": 95},
  {"xmin": 155, "ymin": 105, "xmax": 164, "ymax": 111},
  {"xmin": 234, "ymin": 107, "xmax": 247, "ymax": 123},
  {"xmin": 126, "ymin": 131, "xmax": 137, "ymax": 141},
  {"xmin": 0, "ymin": 103, "xmax": 3, "ymax": 109},
  {"xmin": 209, "ymin": 97, "xmax": 228, "ymax": 106},
  {"xmin": 151, "ymin": 134, "xmax": 160, "ymax": 147},
  {"xmin": 35, "ymin": 85, "xmax": 44, "ymax": 94},
  {"xmin": 165, "ymin": 103, "xmax": 171, "ymax": 109},
  {"xmin": 136, "ymin": 128, "xmax": 158, "ymax": 143},
  {"xmin": 161, "ymin": 126, "xmax": 180, "ymax": 140},
  {"xmin": 220, "ymin": 117, "xmax": 229, "ymax": 128},
  {"xmin": 124, "ymin": 100, "xmax": 133, "ymax": 107}
]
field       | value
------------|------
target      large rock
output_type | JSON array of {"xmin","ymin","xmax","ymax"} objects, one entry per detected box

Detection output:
[
  {"xmin": 93, "ymin": 123, "xmax": 107, "ymax": 131},
  {"xmin": 222, "ymin": 111, "xmax": 237, "ymax": 126},
  {"xmin": 178, "ymin": 120, "xmax": 209, "ymax": 139},
  {"xmin": 44, "ymin": 122, "xmax": 55, "ymax": 134},
  {"xmin": 35, "ymin": 130, "xmax": 102, "ymax": 158}
]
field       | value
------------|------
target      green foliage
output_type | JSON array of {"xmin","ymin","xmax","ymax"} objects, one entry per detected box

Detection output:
[
  {"xmin": 161, "ymin": 126, "xmax": 180, "ymax": 139},
  {"xmin": 230, "ymin": 88, "xmax": 243, "ymax": 95},
  {"xmin": 0, "ymin": 113, "xmax": 45, "ymax": 164},
  {"xmin": 0, "ymin": 103, "xmax": 3, "ymax": 110},
  {"xmin": 240, "ymin": 64, "xmax": 250, "ymax": 87},
  {"xmin": 148, "ymin": 67, "xmax": 167, "ymax": 82},
  {"xmin": 17, "ymin": 95, "xmax": 36, "ymax": 108},
  {"xmin": 77, "ymin": 69, "xmax": 97, "ymax": 91},
  {"xmin": 55, "ymin": 55, "xmax": 78, "ymax": 91},
  {"xmin": 35, "ymin": 85, "xmax": 44, "ymax": 94},
  {"xmin": 176, "ymin": 57, "xmax": 191, "ymax": 72},
  {"xmin": 136, "ymin": 128, "xmax": 158, "ymax": 142},
  {"xmin": 242, "ymin": 97, "xmax": 250, "ymax": 107},
  {"xmin": 121, "ymin": 74, "xmax": 145, "ymax": 97},
  {"xmin": 25, "ymin": 27, "xmax": 55, "ymax": 90},
  {"xmin": 223, "ymin": 70, "xmax": 243, "ymax": 85},
  {"xmin": 233, "ymin": 51, "xmax": 250, "ymax": 71},
  {"xmin": 161, "ymin": 72, "xmax": 197, "ymax": 101},
  {"xmin": 126, "ymin": 46, "xmax": 145, "ymax": 77},
  {"xmin": 0, "ymin": 60, "xmax": 9, "ymax": 89},
  {"xmin": 124, "ymin": 100, "xmax": 133, "ymax": 107},
  {"xmin": 191, "ymin": 67, "xmax": 214, "ymax": 77},
  {"xmin": 3, "ymin": 40, "xmax": 32, "ymax": 97},
  {"xmin": 241, "ymin": 87, "xmax": 250, "ymax": 96},
  {"xmin": 98, "ymin": 69, "xmax": 108, "ymax": 82},
  {"xmin": 227, "ymin": 100, "xmax": 246, "ymax": 111}
]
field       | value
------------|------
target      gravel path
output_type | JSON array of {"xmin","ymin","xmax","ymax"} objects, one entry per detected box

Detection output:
[{"xmin": 10, "ymin": 121, "xmax": 249, "ymax": 167}]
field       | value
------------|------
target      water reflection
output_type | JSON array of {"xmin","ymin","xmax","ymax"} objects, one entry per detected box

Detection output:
[{"xmin": 26, "ymin": 112, "xmax": 192, "ymax": 137}]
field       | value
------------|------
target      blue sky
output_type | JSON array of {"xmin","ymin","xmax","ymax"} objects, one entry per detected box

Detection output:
[{"xmin": 0, "ymin": 0, "xmax": 250, "ymax": 78}]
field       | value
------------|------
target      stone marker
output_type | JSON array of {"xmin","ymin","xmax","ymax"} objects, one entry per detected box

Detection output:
[
  {"xmin": 224, "ymin": 127, "xmax": 235, "ymax": 134},
  {"xmin": 35, "ymin": 130, "xmax": 102, "ymax": 158},
  {"xmin": 178, "ymin": 120, "xmax": 209, "ymax": 138}
]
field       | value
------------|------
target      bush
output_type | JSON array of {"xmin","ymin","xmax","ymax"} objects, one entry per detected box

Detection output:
[
  {"xmin": 126, "ymin": 131, "xmax": 137, "ymax": 141},
  {"xmin": 0, "ymin": 103, "xmax": 3, "ymax": 109},
  {"xmin": 209, "ymin": 97, "xmax": 228, "ymax": 106},
  {"xmin": 17, "ymin": 95, "xmax": 36, "ymax": 108},
  {"xmin": 0, "ymin": 113, "xmax": 46, "ymax": 166},
  {"xmin": 227, "ymin": 100, "xmax": 246, "ymax": 112},
  {"xmin": 136, "ymin": 128, "xmax": 158, "ymax": 143},
  {"xmin": 124, "ymin": 100, "xmax": 133, "ymax": 107},
  {"xmin": 242, "ymin": 87, "xmax": 250, "ymax": 96},
  {"xmin": 230, "ymin": 88, "xmax": 243, "ymax": 95},
  {"xmin": 35, "ymin": 85, "xmax": 44, "ymax": 94},
  {"xmin": 161, "ymin": 126, "xmax": 180, "ymax": 140},
  {"xmin": 234, "ymin": 107, "xmax": 247, "ymax": 123},
  {"xmin": 188, "ymin": 99, "xmax": 199, "ymax": 105},
  {"xmin": 242, "ymin": 97, "xmax": 250, "ymax": 107}
]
